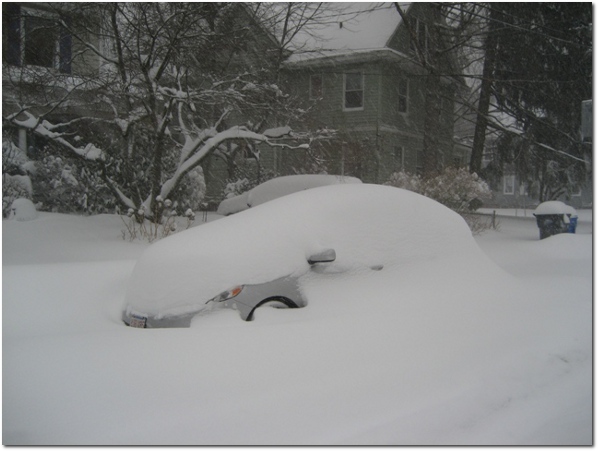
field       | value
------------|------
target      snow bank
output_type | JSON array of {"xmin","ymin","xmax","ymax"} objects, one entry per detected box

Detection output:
[
  {"xmin": 8, "ymin": 198, "xmax": 37, "ymax": 221},
  {"xmin": 2, "ymin": 198, "xmax": 592, "ymax": 445},
  {"xmin": 126, "ymin": 184, "xmax": 479, "ymax": 317}
]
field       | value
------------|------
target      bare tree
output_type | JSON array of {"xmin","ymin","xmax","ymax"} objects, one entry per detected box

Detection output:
[{"xmin": 3, "ymin": 3, "xmax": 312, "ymax": 219}]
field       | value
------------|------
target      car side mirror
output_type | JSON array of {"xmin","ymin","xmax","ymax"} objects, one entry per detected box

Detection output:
[{"xmin": 308, "ymin": 249, "xmax": 336, "ymax": 265}]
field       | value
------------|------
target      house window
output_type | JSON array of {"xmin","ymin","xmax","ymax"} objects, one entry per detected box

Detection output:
[
  {"xmin": 310, "ymin": 74, "xmax": 323, "ymax": 99},
  {"xmin": 344, "ymin": 72, "xmax": 364, "ymax": 110},
  {"xmin": 3, "ymin": 4, "xmax": 71, "ymax": 73},
  {"xmin": 503, "ymin": 175, "xmax": 515, "ymax": 195},
  {"xmin": 409, "ymin": 18, "xmax": 428, "ymax": 54},
  {"xmin": 23, "ymin": 15, "xmax": 59, "ymax": 68},
  {"xmin": 397, "ymin": 78, "xmax": 408, "ymax": 113}
]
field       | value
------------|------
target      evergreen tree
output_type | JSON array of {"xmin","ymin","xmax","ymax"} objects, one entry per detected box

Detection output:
[{"xmin": 487, "ymin": 3, "xmax": 592, "ymax": 199}]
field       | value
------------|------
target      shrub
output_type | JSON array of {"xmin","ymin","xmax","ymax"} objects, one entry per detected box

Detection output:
[
  {"xmin": 120, "ymin": 197, "xmax": 196, "ymax": 243},
  {"xmin": 386, "ymin": 167, "xmax": 492, "ymax": 233},
  {"xmin": 3, "ymin": 174, "xmax": 33, "ymax": 217}
]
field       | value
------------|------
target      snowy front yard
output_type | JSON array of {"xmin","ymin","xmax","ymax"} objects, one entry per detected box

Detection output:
[{"xmin": 2, "ymin": 204, "xmax": 592, "ymax": 445}]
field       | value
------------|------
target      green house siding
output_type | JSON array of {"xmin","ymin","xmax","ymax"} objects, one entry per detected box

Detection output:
[{"xmin": 280, "ymin": 53, "xmax": 458, "ymax": 184}]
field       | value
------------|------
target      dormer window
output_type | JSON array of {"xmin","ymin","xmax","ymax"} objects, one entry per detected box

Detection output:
[{"xmin": 343, "ymin": 72, "xmax": 364, "ymax": 111}]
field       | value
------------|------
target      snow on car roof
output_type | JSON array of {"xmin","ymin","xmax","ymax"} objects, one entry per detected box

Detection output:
[
  {"xmin": 216, "ymin": 174, "xmax": 361, "ymax": 215},
  {"xmin": 247, "ymin": 174, "xmax": 361, "ymax": 207},
  {"xmin": 125, "ymin": 184, "xmax": 479, "ymax": 318}
]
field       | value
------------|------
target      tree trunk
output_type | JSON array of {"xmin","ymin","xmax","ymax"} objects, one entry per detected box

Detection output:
[
  {"xmin": 422, "ymin": 75, "xmax": 442, "ymax": 177},
  {"xmin": 470, "ymin": 12, "xmax": 496, "ymax": 175}
]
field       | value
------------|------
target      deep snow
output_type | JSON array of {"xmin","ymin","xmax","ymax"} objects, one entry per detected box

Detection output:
[
  {"xmin": 2, "ymin": 205, "xmax": 592, "ymax": 445},
  {"xmin": 127, "ymin": 185, "xmax": 479, "ymax": 318}
]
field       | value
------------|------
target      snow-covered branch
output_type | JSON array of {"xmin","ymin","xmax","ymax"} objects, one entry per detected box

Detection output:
[
  {"xmin": 8, "ymin": 111, "xmax": 105, "ymax": 161},
  {"xmin": 149, "ymin": 125, "xmax": 308, "ymax": 207}
]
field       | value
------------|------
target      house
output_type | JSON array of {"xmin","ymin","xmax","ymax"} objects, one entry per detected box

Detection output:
[
  {"xmin": 3, "ymin": 3, "xmax": 286, "ymax": 207},
  {"xmin": 2, "ymin": 2, "xmax": 102, "ymax": 153},
  {"xmin": 271, "ymin": 2, "xmax": 468, "ymax": 184}
]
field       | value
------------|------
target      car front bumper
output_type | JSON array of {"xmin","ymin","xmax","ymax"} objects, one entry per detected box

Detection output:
[{"xmin": 122, "ymin": 310, "xmax": 197, "ymax": 328}]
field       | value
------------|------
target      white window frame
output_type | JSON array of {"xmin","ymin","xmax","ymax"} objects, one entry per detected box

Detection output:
[
  {"xmin": 343, "ymin": 72, "xmax": 364, "ymax": 111},
  {"xmin": 503, "ymin": 175, "xmax": 515, "ymax": 195},
  {"xmin": 20, "ymin": 7, "xmax": 61, "ymax": 70},
  {"xmin": 309, "ymin": 73, "xmax": 323, "ymax": 100}
]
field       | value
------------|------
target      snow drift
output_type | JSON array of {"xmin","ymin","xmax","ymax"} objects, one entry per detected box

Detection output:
[{"xmin": 3, "ymin": 202, "xmax": 592, "ymax": 445}]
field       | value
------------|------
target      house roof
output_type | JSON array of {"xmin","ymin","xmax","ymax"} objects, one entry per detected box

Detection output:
[{"xmin": 285, "ymin": 2, "xmax": 410, "ymax": 66}]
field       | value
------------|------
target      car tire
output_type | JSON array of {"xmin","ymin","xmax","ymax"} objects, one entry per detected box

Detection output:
[{"xmin": 246, "ymin": 297, "xmax": 299, "ymax": 321}]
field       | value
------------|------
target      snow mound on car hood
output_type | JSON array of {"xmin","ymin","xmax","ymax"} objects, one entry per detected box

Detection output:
[{"xmin": 125, "ymin": 184, "xmax": 480, "ymax": 317}]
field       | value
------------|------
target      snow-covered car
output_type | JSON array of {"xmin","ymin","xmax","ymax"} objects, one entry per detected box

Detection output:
[
  {"xmin": 216, "ymin": 174, "xmax": 361, "ymax": 215},
  {"xmin": 123, "ymin": 183, "xmax": 478, "ymax": 328}
]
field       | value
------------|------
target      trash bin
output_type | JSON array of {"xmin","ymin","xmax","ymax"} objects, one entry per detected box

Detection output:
[
  {"xmin": 568, "ymin": 215, "xmax": 578, "ymax": 233},
  {"xmin": 533, "ymin": 201, "xmax": 578, "ymax": 240}
]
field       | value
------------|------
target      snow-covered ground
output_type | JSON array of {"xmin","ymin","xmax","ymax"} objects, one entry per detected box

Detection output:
[{"xmin": 2, "ymin": 205, "xmax": 592, "ymax": 445}]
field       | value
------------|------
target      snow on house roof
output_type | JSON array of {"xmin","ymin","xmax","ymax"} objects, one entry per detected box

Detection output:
[{"xmin": 286, "ymin": 2, "xmax": 409, "ymax": 65}]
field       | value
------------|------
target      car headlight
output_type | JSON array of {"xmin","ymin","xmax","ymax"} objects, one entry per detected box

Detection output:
[{"xmin": 206, "ymin": 285, "xmax": 244, "ymax": 304}]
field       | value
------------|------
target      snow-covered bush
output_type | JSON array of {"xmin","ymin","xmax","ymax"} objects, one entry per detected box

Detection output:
[
  {"xmin": 170, "ymin": 166, "xmax": 207, "ymax": 211},
  {"xmin": 34, "ymin": 155, "xmax": 87, "ymax": 213},
  {"xmin": 2, "ymin": 139, "xmax": 35, "ymax": 217},
  {"xmin": 3, "ymin": 174, "xmax": 33, "ymax": 218},
  {"xmin": 3, "ymin": 137, "xmax": 116, "ymax": 215},
  {"xmin": 386, "ymin": 167, "xmax": 492, "ymax": 233},
  {"xmin": 33, "ymin": 153, "xmax": 116, "ymax": 215},
  {"xmin": 387, "ymin": 168, "xmax": 491, "ymax": 212},
  {"xmin": 120, "ymin": 197, "xmax": 196, "ymax": 243},
  {"xmin": 420, "ymin": 167, "xmax": 491, "ymax": 213},
  {"xmin": 8, "ymin": 198, "xmax": 38, "ymax": 221},
  {"xmin": 223, "ymin": 178, "xmax": 251, "ymax": 199},
  {"xmin": 2, "ymin": 138, "xmax": 35, "ymax": 174},
  {"xmin": 385, "ymin": 171, "xmax": 421, "ymax": 194}
]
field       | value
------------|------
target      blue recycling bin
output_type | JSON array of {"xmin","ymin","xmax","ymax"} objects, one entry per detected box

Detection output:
[
  {"xmin": 568, "ymin": 216, "xmax": 578, "ymax": 233},
  {"xmin": 533, "ymin": 201, "xmax": 578, "ymax": 239}
]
